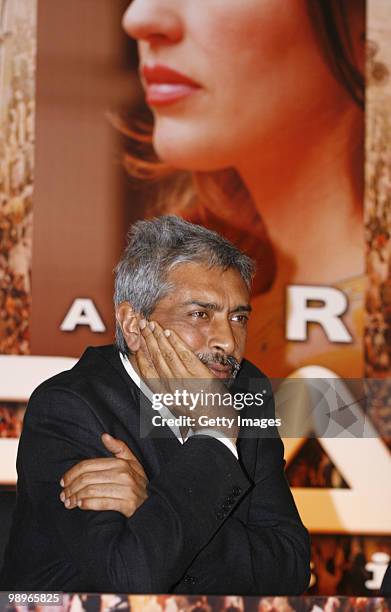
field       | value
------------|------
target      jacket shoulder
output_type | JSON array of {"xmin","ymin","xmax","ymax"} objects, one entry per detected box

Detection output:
[{"xmin": 31, "ymin": 344, "xmax": 129, "ymax": 399}]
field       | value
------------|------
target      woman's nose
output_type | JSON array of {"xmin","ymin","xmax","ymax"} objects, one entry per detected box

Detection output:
[{"xmin": 122, "ymin": 0, "xmax": 183, "ymax": 45}]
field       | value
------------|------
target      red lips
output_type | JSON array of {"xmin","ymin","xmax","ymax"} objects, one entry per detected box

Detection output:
[
  {"xmin": 142, "ymin": 64, "xmax": 200, "ymax": 87},
  {"xmin": 141, "ymin": 64, "xmax": 201, "ymax": 106}
]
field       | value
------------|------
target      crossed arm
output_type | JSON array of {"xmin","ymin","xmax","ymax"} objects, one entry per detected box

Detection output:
[
  {"xmin": 21, "ymin": 389, "xmax": 250, "ymax": 593},
  {"xmin": 21, "ymin": 385, "xmax": 310, "ymax": 594}
]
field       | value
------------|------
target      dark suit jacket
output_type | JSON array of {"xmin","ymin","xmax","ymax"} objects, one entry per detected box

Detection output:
[{"xmin": 0, "ymin": 345, "xmax": 310, "ymax": 594}]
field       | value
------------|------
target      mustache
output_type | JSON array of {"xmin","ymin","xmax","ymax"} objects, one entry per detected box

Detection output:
[{"xmin": 196, "ymin": 353, "xmax": 241, "ymax": 379}]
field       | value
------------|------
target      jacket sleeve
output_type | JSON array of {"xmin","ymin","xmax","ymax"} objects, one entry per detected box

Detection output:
[
  {"xmin": 18, "ymin": 386, "xmax": 251, "ymax": 593},
  {"xmin": 176, "ymin": 377, "xmax": 311, "ymax": 595}
]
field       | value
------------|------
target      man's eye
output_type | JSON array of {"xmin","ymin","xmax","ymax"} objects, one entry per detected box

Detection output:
[
  {"xmin": 191, "ymin": 311, "xmax": 208, "ymax": 319},
  {"xmin": 231, "ymin": 314, "xmax": 248, "ymax": 324}
]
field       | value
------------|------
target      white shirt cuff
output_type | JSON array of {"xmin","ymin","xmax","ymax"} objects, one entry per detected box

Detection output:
[{"xmin": 190, "ymin": 428, "xmax": 238, "ymax": 459}]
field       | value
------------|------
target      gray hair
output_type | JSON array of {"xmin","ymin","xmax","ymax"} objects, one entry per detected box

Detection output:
[{"xmin": 114, "ymin": 215, "xmax": 256, "ymax": 353}]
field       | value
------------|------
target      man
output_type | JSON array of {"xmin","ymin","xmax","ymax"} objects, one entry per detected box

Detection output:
[{"xmin": 0, "ymin": 216, "xmax": 310, "ymax": 594}]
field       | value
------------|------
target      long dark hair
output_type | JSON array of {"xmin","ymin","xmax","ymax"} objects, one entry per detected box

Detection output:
[{"xmin": 307, "ymin": 0, "xmax": 365, "ymax": 108}]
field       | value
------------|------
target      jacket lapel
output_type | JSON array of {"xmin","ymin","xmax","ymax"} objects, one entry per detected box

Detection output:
[{"xmin": 93, "ymin": 345, "xmax": 183, "ymax": 469}]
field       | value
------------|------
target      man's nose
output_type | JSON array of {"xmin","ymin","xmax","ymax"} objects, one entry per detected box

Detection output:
[
  {"xmin": 207, "ymin": 318, "xmax": 236, "ymax": 356},
  {"xmin": 122, "ymin": 0, "xmax": 183, "ymax": 45}
]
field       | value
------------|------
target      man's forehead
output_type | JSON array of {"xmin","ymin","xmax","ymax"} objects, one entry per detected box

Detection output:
[
  {"xmin": 163, "ymin": 268, "xmax": 250, "ymax": 310},
  {"xmin": 167, "ymin": 261, "xmax": 249, "ymax": 290}
]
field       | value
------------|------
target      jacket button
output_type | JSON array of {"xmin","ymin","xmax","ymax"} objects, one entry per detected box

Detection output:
[
  {"xmin": 184, "ymin": 574, "xmax": 197, "ymax": 584},
  {"xmin": 216, "ymin": 510, "xmax": 225, "ymax": 520},
  {"xmin": 232, "ymin": 486, "xmax": 242, "ymax": 496},
  {"xmin": 226, "ymin": 495, "xmax": 235, "ymax": 504}
]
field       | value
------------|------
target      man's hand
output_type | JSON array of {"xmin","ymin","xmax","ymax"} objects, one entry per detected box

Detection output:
[
  {"xmin": 136, "ymin": 320, "xmax": 239, "ymax": 443},
  {"xmin": 59, "ymin": 433, "xmax": 148, "ymax": 518}
]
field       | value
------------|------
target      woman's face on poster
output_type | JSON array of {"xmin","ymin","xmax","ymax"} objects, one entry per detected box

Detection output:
[{"xmin": 122, "ymin": 0, "xmax": 351, "ymax": 173}]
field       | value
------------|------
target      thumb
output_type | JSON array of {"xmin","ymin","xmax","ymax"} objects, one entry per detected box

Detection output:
[{"xmin": 101, "ymin": 433, "xmax": 134, "ymax": 460}]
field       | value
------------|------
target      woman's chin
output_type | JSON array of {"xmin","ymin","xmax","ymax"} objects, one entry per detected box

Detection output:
[{"xmin": 153, "ymin": 129, "xmax": 228, "ymax": 172}]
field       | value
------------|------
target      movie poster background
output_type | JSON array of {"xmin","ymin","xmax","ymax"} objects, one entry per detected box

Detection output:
[{"xmin": 0, "ymin": 0, "xmax": 390, "ymax": 595}]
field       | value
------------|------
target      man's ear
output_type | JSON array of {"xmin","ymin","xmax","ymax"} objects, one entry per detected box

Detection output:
[{"xmin": 116, "ymin": 302, "xmax": 141, "ymax": 353}]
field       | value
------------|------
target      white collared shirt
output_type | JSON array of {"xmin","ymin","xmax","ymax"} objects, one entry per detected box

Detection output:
[{"xmin": 119, "ymin": 352, "xmax": 238, "ymax": 459}]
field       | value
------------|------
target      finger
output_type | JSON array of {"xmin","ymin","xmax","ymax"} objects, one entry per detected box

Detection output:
[
  {"xmin": 135, "ymin": 334, "xmax": 160, "ymax": 380},
  {"xmin": 61, "ymin": 467, "xmax": 139, "ymax": 500},
  {"xmin": 101, "ymin": 433, "xmax": 137, "ymax": 462},
  {"xmin": 164, "ymin": 327, "xmax": 212, "ymax": 377},
  {"xmin": 137, "ymin": 331, "xmax": 156, "ymax": 369},
  {"xmin": 65, "ymin": 481, "xmax": 147, "ymax": 515},
  {"xmin": 77, "ymin": 497, "xmax": 130, "ymax": 515},
  {"xmin": 76, "ymin": 496, "xmax": 143, "ymax": 518},
  {"xmin": 61, "ymin": 457, "xmax": 128, "ymax": 487},
  {"xmin": 135, "ymin": 335, "xmax": 166, "ymax": 398},
  {"xmin": 77, "ymin": 496, "xmax": 127, "ymax": 514},
  {"xmin": 140, "ymin": 320, "xmax": 174, "ymax": 379},
  {"xmin": 64, "ymin": 483, "xmax": 131, "ymax": 509},
  {"xmin": 151, "ymin": 321, "xmax": 190, "ymax": 378}
]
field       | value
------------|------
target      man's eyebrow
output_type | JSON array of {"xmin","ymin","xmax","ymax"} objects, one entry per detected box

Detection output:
[
  {"xmin": 233, "ymin": 304, "xmax": 252, "ymax": 313},
  {"xmin": 182, "ymin": 300, "xmax": 252, "ymax": 313}
]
